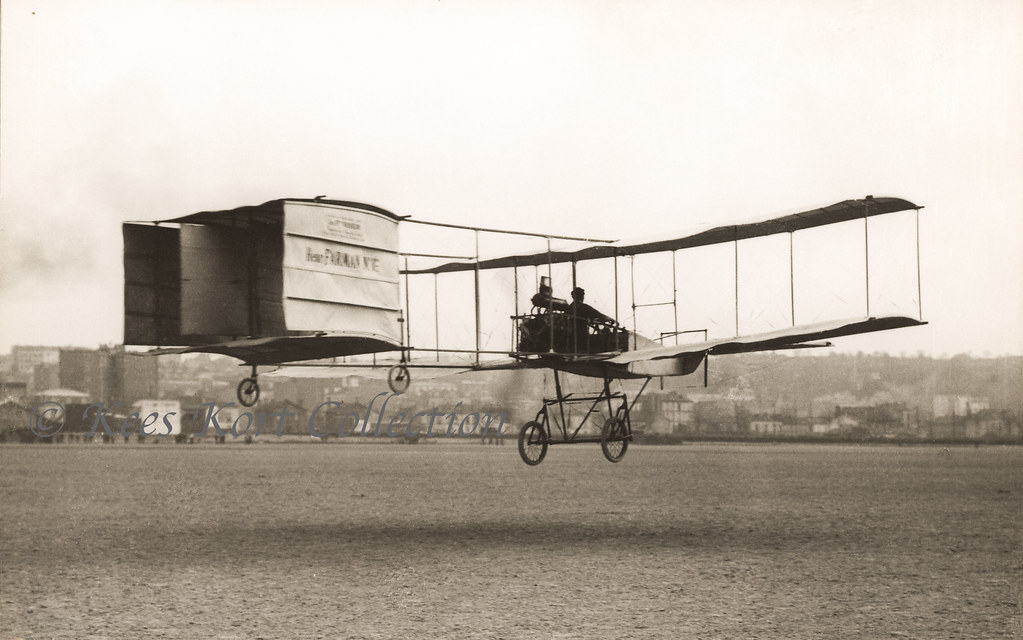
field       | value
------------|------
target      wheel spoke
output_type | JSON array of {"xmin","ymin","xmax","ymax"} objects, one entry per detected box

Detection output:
[
  {"xmin": 600, "ymin": 417, "xmax": 628, "ymax": 463},
  {"xmin": 518, "ymin": 421, "xmax": 548, "ymax": 465}
]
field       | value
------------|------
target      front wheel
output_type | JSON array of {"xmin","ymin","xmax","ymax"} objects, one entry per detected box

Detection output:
[
  {"xmin": 518, "ymin": 421, "xmax": 548, "ymax": 465},
  {"xmin": 600, "ymin": 417, "xmax": 628, "ymax": 463}
]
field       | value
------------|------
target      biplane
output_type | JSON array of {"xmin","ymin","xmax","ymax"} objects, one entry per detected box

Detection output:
[{"xmin": 123, "ymin": 195, "xmax": 926, "ymax": 464}]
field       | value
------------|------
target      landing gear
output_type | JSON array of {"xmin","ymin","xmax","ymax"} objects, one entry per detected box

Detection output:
[
  {"xmin": 517, "ymin": 372, "xmax": 649, "ymax": 465},
  {"xmin": 237, "ymin": 366, "xmax": 260, "ymax": 407},
  {"xmin": 600, "ymin": 416, "xmax": 628, "ymax": 463},
  {"xmin": 388, "ymin": 364, "xmax": 410, "ymax": 393},
  {"xmin": 518, "ymin": 421, "xmax": 548, "ymax": 465}
]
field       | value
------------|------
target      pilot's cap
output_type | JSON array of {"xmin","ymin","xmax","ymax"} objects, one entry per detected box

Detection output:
[{"xmin": 572, "ymin": 287, "xmax": 585, "ymax": 297}]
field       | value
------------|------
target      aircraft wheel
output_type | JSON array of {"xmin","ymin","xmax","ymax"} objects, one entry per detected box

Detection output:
[
  {"xmin": 237, "ymin": 377, "xmax": 260, "ymax": 407},
  {"xmin": 600, "ymin": 417, "xmax": 628, "ymax": 463},
  {"xmin": 388, "ymin": 365, "xmax": 411, "ymax": 393},
  {"xmin": 518, "ymin": 421, "xmax": 548, "ymax": 466}
]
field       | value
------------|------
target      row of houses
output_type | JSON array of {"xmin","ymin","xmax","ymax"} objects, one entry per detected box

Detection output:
[
  {"xmin": 631, "ymin": 390, "xmax": 1022, "ymax": 440},
  {"xmin": 3, "ymin": 345, "xmax": 1020, "ymax": 443}
]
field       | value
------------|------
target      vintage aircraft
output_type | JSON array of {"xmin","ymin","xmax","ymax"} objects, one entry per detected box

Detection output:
[{"xmin": 123, "ymin": 195, "xmax": 926, "ymax": 464}]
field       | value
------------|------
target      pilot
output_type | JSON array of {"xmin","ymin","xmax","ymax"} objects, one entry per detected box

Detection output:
[
  {"xmin": 568, "ymin": 287, "xmax": 614, "ymax": 325},
  {"xmin": 568, "ymin": 287, "xmax": 615, "ymax": 353}
]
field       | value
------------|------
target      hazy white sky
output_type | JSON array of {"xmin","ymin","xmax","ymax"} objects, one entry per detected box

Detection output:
[{"xmin": 1, "ymin": 0, "xmax": 1021, "ymax": 357}]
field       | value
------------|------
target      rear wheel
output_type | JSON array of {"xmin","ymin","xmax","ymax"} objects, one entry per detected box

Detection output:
[
  {"xmin": 518, "ymin": 421, "xmax": 548, "ymax": 465},
  {"xmin": 601, "ymin": 417, "xmax": 628, "ymax": 463},
  {"xmin": 388, "ymin": 365, "xmax": 411, "ymax": 393},
  {"xmin": 237, "ymin": 377, "xmax": 260, "ymax": 407}
]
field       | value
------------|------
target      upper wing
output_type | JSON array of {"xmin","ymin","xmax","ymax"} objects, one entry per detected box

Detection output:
[{"xmin": 402, "ymin": 196, "xmax": 921, "ymax": 274}]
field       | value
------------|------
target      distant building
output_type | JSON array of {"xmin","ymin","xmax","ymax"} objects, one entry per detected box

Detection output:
[
  {"xmin": 933, "ymin": 395, "xmax": 990, "ymax": 418},
  {"xmin": 55, "ymin": 346, "xmax": 159, "ymax": 404},
  {"xmin": 59, "ymin": 348, "xmax": 108, "ymax": 400},
  {"xmin": 812, "ymin": 413, "xmax": 860, "ymax": 434},
  {"xmin": 0, "ymin": 380, "xmax": 28, "ymax": 403},
  {"xmin": 929, "ymin": 410, "xmax": 1016, "ymax": 440},
  {"xmin": 632, "ymin": 392, "xmax": 694, "ymax": 434},
  {"xmin": 750, "ymin": 417, "xmax": 811, "ymax": 436},
  {"xmin": 134, "ymin": 400, "xmax": 182, "ymax": 436},
  {"xmin": 11, "ymin": 346, "xmax": 60, "ymax": 373},
  {"xmin": 32, "ymin": 364, "xmax": 60, "ymax": 396},
  {"xmin": 682, "ymin": 398, "xmax": 738, "ymax": 434},
  {"xmin": 34, "ymin": 388, "xmax": 92, "ymax": 405},
  {"xmin": 0, "ymin": 399, "xmax": 32, "ymax": 441},
  {"xmin": 121, "ymin": 350, "xmax": 158, "ymax": 401}
]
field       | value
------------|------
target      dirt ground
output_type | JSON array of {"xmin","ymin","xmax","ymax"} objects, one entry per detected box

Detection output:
[{"xmin": 1, "ymin": 442, "xmax": 1020, "ymax": 639}]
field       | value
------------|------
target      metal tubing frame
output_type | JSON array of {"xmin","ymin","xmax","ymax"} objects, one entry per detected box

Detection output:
[
  {"xmin": 513, "ymin": 264, "xmax": 519, "ymax": 354},
  {"xmin": 402, "ymin": 217, "xmax": 615, "ymax": 243},
  {"xmin": 864, "ymin": 197, "xmax": 871, "ymax": 317},
  {"xmin": 295, "ymin": 361, "xmax": 475, "ymax": 370},
  {"xmin": 547, "ymin": 237, "xmax": 554, "ymax": 353},
  {"xmin": 613, "ymin": 254, "xmax": 619, "ymax": 327},
  {"xmin": 789, "ymin": 232, "xmax": 795, "ymax": 326},
  {"xmin": 474, "ymin": 230, "xmax": 481, "ymax": 366},
  {"xmin": 634, "ymin": 301, "xmax": 676, "ymax": 309},
  {"xmin": 915, "ymin": 208, "xmax": 923, "ymax": 320},
  {"xmin": 567, "ymin": 384, "xmax": 609, "ymax": 441},
  {"xmin": 553, "ymin": 369, "xmax": 568, "ymax": 440},
  {"xmin": 657, "ymin": 328, "xmax": 708, "ymax": 342},
  {"xmin": 672, "ymin": 250, "xmax": 679, "ymax": 345},
  {"xmin": 434, "ymin": 274, "xmax": 440, "ymax": 362},
  {"xmin": 400, "ymin": 251, "xmax": 475, "ymax": 260},
  {"xmin": 403, "ymin": 257, "xmax": 411, "ymax": 352},
  {"xmin": 534, "ymin": 373, "xmax": 641, "ymax": 445},
  {"xmin": 734, "ymin": 229, "xmax": 740, "ymax": 337},
  {"xmin": 571, "ymin": 260, "xmax": 578, "ymax": 354},
  {"xmin": 630, "ymin": 255, "xmax": 637, "ymax": 350}
]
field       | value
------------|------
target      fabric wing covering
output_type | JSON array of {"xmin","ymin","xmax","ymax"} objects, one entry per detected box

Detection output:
[{"xmin": 402, "ymin": 197, "xmax": 920, "ymax": 274}]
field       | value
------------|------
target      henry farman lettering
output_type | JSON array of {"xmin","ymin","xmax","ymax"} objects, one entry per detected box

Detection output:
[{"xmin": 304, "ymin": 246, "xmax": 381, "ymax": 272}]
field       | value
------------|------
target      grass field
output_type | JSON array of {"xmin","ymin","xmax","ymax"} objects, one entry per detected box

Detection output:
[{"xmin": 1, "ymin": 442, "xmax": 1020, "ymax": 639}]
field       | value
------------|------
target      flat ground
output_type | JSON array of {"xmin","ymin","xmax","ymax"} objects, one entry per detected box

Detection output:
[{"xmin": 1, "ymin": 442, "xmax": 1020, "ymax": 639}]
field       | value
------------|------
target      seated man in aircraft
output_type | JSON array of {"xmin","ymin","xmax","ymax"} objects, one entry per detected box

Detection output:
[
  {"xmin": 530, "ymin": 280, "xmax": 568, "ymax": 313},
  {"xmin": 568, "ymin": 287, "xmax": 615, "ymax": 325},
  {"xmin": 567, "ymin": 287, "xmax": 617, "ymax": 353},
  {"xmin": 520, "ymin": 280, "xmax": 565, "ymax": 352}
]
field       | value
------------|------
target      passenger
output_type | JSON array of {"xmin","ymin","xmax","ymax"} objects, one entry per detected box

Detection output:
[{"xmin": 530, "ymin": 282, "xmax": 568, "ymax": 313}]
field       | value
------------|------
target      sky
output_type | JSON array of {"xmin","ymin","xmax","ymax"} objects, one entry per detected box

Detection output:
[{"xmin": 1, "ymin": 0, "xmax": 1021, "ymax": 358}]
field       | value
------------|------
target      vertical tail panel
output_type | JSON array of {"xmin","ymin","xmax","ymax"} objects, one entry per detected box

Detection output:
[{"xmin": 123, "ymin": 224, "xmax": 183, "ymax": 346}]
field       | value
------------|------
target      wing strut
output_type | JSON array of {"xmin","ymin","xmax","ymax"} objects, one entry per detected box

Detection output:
[
  {"xmin": 916, "ymin": 207, "xmax": 923, "ymax": 320},
  {"xmin": 864, "ymin": 196, "xmax": 871, "ymax": 317},
  {"xmin": 734, "ymin": 228, "xmax": 740, "ymax": 337},
  {"xmin": 789, "ymin": 232, "xmax": 795, "ymax": 326},
  {"xmin": 474, "ymin": 230, "xmax": 481, "ymax": 366},
  {"xmin": 434, "ymin": 273, "xmax": 440, "ymax": 362}
]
